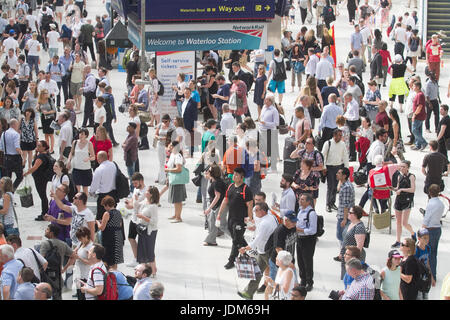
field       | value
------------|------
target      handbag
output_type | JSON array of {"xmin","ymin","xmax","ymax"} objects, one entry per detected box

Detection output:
[
  {"xmin": 396, "ymin": 138, "xmax": 405, "ymax": 153},
  {"xmin": 372, "ymin": 210, "xmax": 391, "ymax": 230},
  {"xmin": 17, "ymin": 183, "xmax": 34, "ymax": 208},
  {"xmin": 293, "ymin": 61, "xmax": 305, "ymax": 74},
  {"xmin": 191, "ymin": 175, "xmax": 202, "ymax": 187},
  {"xmin": 278, "ymin": 124, "xmax": 289, "ymax": 135},
  {"xmin": 308, "ymin": 103, "xmax": 322, "ymax": 118},
  {"xmin": 168, "ymin": 166, "xmax": 190, "ymax": 185},
  {"xmin": 235, "ymin": 253, "xmax": 261, "ymax": 280},
  {"xmin": 136, "ymin": 223, "xmax": 148, "ymax": 236},
  {"xmin": 364, "ymin": 227, "xmax": 371, "ymax": 248}
]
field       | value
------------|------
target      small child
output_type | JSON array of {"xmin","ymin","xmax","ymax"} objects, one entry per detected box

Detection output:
[
  {"xmin": 414, "ymin": 228, "xmax": 434, "ymax": 300},
  {"xmin": 289, "ymin": 5, "xmax": 296, "ymax": 24}
]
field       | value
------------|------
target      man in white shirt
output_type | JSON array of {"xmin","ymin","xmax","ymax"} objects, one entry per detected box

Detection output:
[
  {"xmin": 38, "ymin": 71, "xmax": 60, "ymax": 100},
  {"xmin": 26, "ymin": 11, "xmax": 39, "ymax": 33},
  {"xmin": 305, "ymin": 48, "xmax": 319, "ymax": 78},
  {"xmin": 7, "ymin": 235, "xmax": 48, "ymax": 283},
  {"xmin": 315, "ymin": 53, "xmax": 334, "ymax": 90},
  {"xmin": 89, "ymin": 151, "xmax": 117, "ymax": 221},
  {"xmin": 133, "ymin": 263, "xmax": 153, "ymax": 300},
  {"xmin": 4, "ymin": 48, "xmax": 18, "ymax": 72},
  {"xmin": 124, "ymin": 173, "xmax": 146, "ymax": 267},
  {"xmin": 404, "ymin": 12, "xmax": 416, "ymax": 30},
  {"xmin": 322, "ymin": 129, "xmax": 349, "ymax": 212},
  {"xmin": 343, "ymin": 92, "xmax": 360, "ymax": 161},
  {"xmin": 46, "ymin": 24, "xmax": 60, "ymax": 59},
  {"xmin": 57, "ymin": 112, "xmax": 73, "ymax": 162},
  {"xmin": 80, "ymin": 244, "xmax": 107, "ymax": 300},
  {"xmin": 2, "ymin": 30, "xmax": 19, "ymax": 54},
  {"xmin": 218, "ymin": 103, "xmax": 236, "ymax": 157},
  {"xmin": 394, "ymin": 22, "xmax": 407, "ymax": 58},
  {"xmin": 237, "ymin": 202, "xmax": 278, "ymax": 300},
  {"xmin": 366, "ymin": 128, "xmax": 388, "ymax": 168},
  {"xmin": 51, "ymin": 191, "xmax": 96, "ymax": 246}
]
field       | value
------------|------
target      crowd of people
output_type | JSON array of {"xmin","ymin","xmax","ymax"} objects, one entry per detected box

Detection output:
[{"xmin": 0, "ymin": 0, "xmax": 449, "ymax": 301}]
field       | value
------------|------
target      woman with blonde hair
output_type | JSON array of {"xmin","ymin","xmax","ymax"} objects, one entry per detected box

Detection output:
[
  {"xmin": 399, "ymin": 238, "xmax": 421, "ymax": 300},
  {"xmin": 36, "ymin": 89, "xmax": 57, "ymax": 154},
  {"xmin": 89, "ymin": 125, "xmax": 113, "ymax": 169}
]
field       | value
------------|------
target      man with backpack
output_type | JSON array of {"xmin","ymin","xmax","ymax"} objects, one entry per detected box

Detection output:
[
  {"xmin": 80, "ymin": 244, "xmax": 107, "ymax": 300},
  {"xmin": 267, "ymin": 49, "xmax": 287, "ymax": 106},
  {"xmin": 296, "ymin": 193, "xmax": 319, "ymax": 292},
  {"xmin": 39, "ymin": 224, "xmax": 74, "ymax": 300},
  {"xmin": 217, "ymin": 167, "xmax": 254, "ymax": 270},
  {"xmin": 7, "ymin": 234, "xmax": 48, "ymax": 283}
]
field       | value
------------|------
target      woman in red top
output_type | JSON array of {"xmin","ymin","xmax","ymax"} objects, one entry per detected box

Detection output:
[
  {"xmin": 379, "ymin": 42, "xmax": 392, "ymax": 87},
  {"xmin": 90, "ymin": 125, "xmax": 113, "ymax": 169}
]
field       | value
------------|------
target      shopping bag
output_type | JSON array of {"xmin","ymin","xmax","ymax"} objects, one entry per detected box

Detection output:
[
  {"xmin": 17, "ymin": 185, "xmax": 34, "ymax": 208},
  {"xmin": 235, "ymin": 254, "xmax": 261, "ymax": 280}
]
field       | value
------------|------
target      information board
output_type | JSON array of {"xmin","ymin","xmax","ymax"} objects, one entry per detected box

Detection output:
[{"xmin": 139, "ymin": 0, "xmax": 275, "ymax": 22}]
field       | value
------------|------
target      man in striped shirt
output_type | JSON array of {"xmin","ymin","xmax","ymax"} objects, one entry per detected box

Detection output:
[{"xmin": 340, "ymin": 258, "xmax": 375, "ymax": 300}]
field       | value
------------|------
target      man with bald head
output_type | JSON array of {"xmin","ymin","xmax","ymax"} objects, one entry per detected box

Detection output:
[
  {"xmin": 89, "ymin": 150, "xmax": 117, "ymax": 221},
  {"xmin": 34, "ymin": 282, "xmax": 53, "ymax": 300},
  {"xmin": 0, "ymin": 118, "xmax": 23, "ymax": 190},
  {"xmin": 80, "ymin": 65, "xmax": 96, "ymax": 127}
]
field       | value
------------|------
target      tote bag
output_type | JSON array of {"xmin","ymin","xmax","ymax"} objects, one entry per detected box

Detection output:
[{"xmin": 168, "ymin": 166, "xmax": 190, "ymax": 185}]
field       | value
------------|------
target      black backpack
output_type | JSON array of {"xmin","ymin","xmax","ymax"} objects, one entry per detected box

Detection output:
[
  {"xmin": 104, "ymin": 95, "xmax": 113, "ymax": 122},
  {"xmin": 157, "ymin": 79, "xmax": 164, "ymax": 96},
  {"xmin": 60, "ymin": 174, "xmax": 77, "ymax": 202},
  {"xmin": 409, "ymin": 37, "xmax": 419, "ymax": 52},
  {"xmin": 355, "ymin": 76, "xmax": 365, "ymax": 95},
  {"xmin": 41, "ymin": 13, "xmax": 53, "ymax": 29},
  {"xmin": 415, "ymin": 254, "xmax": 432, "ymax": 293},
  {"xmin": 139, "ymin": 122, "xmax": 148, "ymax": 138},
  {"xmin": 323, "ymin": 6, "xmax": 336, "ymax": 22},
  {"xmin": 43, "ymin": 240, "xmax": 62, "ymax": 298},
  {"xmin": 114, "ymin": 162, "xmax": 130, "ymax": 199},
  {"xmin": 304, "ymin": 208, "xmax": 325, "ymax": 237},
  {"xmin": 272, "ymin": 59, "xmax": 287, "ymax": 82},
  {"xmin": 240, "ymin": 72, "xmax": 254, "ymax": 93},
  {"xmin": 45, "ymin": 154, "xmax": 57, "ymax": 182}
]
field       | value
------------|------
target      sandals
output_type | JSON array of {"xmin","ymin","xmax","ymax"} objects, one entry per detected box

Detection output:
[
  {"xmin": 168, "ymin": 216, "xmax": 176, "ymax": 220},
  {"xmin": 171, "ymin": 219, "xmax": 182, "ymax": 223}
]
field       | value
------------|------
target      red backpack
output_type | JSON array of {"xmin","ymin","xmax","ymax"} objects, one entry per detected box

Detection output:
[{"xmin": 90, "ymin": 268, "xmax": 119, "ymax": 300}]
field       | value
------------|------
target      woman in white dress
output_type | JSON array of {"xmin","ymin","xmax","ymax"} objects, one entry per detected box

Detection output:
[{"xmin": 266, "ymin": 250, "xmax": 297, "ymax": 300}]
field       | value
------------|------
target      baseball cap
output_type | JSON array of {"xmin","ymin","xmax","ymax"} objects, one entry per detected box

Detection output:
[
  {"xmin": 284, "ymin": 211, "xmax": 298, "ymax": 222},
  {"xmin": 9, "ymin": 29, "xmax": 15, "ymax": 35},
  {"xmin": 417, "ymin": 228, "xmax": 429, "ymax": 237},
  {"xmin": 388, "ymin": 250, "xmax": 403, "ymax": 259}
]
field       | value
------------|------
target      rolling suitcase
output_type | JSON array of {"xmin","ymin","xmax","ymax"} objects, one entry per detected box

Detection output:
[
  {"xmin": 283, "ymin": 136, "xmax": 296, "ymax": 160},
  {"xmin": 283, "ymin": 159, "xmax": 299, "ymax": 176}
]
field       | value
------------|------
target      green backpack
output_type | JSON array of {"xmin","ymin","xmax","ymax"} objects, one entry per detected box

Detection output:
[{"xmin": 122, "ymin": 48, "xmax": 133, "ymax": 69}]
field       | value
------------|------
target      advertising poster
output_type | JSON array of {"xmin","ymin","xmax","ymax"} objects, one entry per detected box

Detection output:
[{"xmin": 156, "ymin": 51, "xmax": 196, "ymax": 118}]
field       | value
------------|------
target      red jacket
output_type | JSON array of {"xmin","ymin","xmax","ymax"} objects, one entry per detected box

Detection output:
[{"xmin": 355, "ymin": 136, "xmax": 371, "ymax": 164}]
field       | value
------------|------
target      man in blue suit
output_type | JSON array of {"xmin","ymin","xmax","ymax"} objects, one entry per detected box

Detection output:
[{"xmin": 182, "ymin": 87, "xmax": 198, "ymax": 157}]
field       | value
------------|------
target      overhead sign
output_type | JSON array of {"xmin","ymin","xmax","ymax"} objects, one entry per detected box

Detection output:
[
  {"xmin": 137, "ymin": 0, "xmax": 275, "ymax": 22},
  {"xmin": 128, "ymin": 21, "xmax": 268, "ymax": 51},
  {"xmin": 156, "ymin": 51, "xmax": 196, "ymax": 118}
]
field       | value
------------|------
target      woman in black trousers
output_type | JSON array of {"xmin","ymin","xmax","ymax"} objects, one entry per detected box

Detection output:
[
  {"xmin": 23, "ymin": 140, "xmax": 52, "ymax": 221},
  {"xmin": 347, "ymin": 0, "xmax": 358, "ymax": 24}
]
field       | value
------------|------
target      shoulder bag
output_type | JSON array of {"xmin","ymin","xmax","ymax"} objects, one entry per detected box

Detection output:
[{"xmin": 168, "ymin": 166, "xmax": 190, "ymax": 185}]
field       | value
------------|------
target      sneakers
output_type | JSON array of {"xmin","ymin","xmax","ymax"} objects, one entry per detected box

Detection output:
[
  {"xmin": 224, "ymin": 261, "xmax": 235, "ymax": 270},
  {"xmin": 35, "ymin": 215, "xmax": 45, "ymax": 221},
  {"xmin": 257, "ymin": 284, "xmax": 266, "ymax": 293},
  {"xmin": 420, "ymin": 144, "xmax": 427, "ymax": 151},
  {"xmin": 305, "ymin": 284, "xmax": 314, "ymax": 292},
  {"xmin": 126, "ymin": 260, "xmax": 138, "ymax": 268},
  {"xmin": 333, "ymin": 256, "xmax": 342, "ymax": 262},
  {"xmin": 237, "ymin": 291, "xmax": 253, "ymax": 300},
  {"xmin": 391, "ymin": 241, "xmax": 401, "ymax": 248},
  {"xmin": 411, "ymin": 145, "xmax": 419, "ymax": 150},
  {"xmin": 331, "ymin": 204, "xmax": 338, "ymax": 210},
  {"xmin": 326, "ymin": 205, "xmax": 332, "ymax": 213}
]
